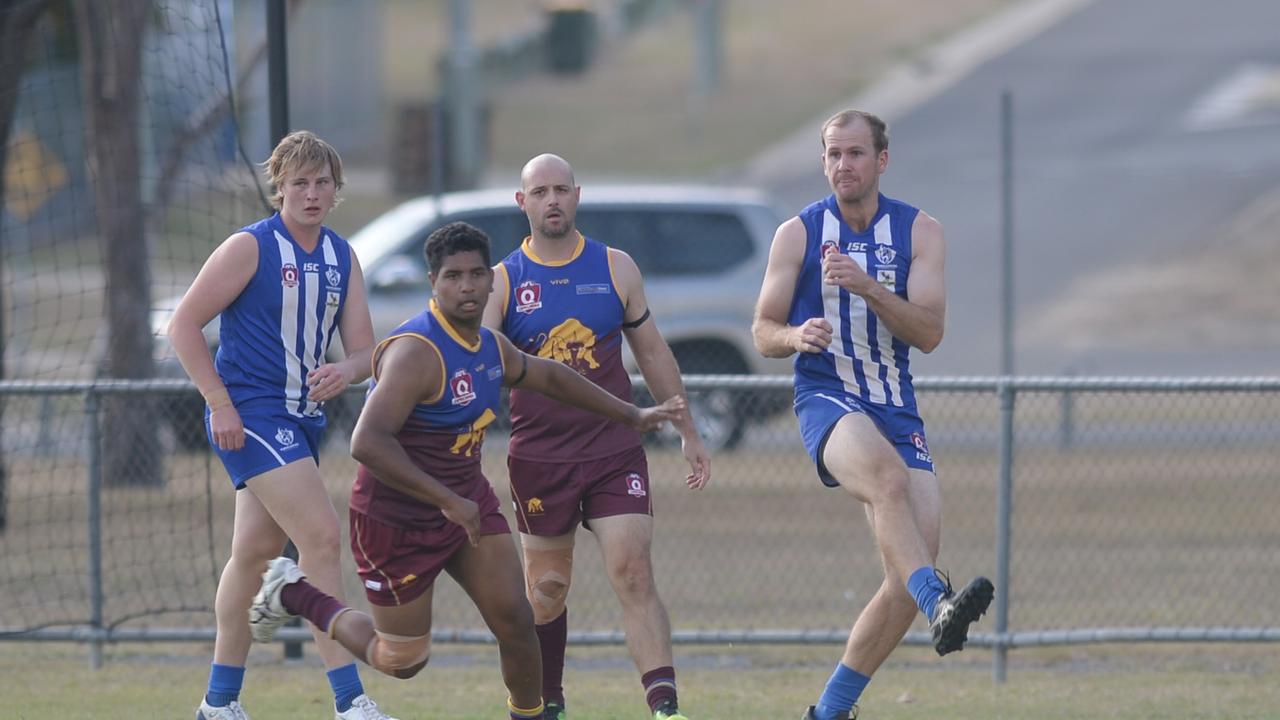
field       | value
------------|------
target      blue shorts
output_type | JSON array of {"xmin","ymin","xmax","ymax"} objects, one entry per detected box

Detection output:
[
  {"xmin": 206, "ymin": 409, "xmax": 324, "ymax": 489},
  {"xmin": 795, "ymin": 389, "xmax": 934, "ymax": 487}
]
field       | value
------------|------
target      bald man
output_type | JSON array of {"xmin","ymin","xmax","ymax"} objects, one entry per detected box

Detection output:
[{"xmin": 482, "ymin": 155, "xmax": 710, "ymax": 720}]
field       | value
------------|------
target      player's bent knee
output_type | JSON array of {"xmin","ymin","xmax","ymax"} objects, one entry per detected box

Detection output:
[
  {"xmin": 229, "ymin": 536, "xmax": 284, "ymax": 567},
  {"xmin": 365, "ymin": 630, "xmax": 431, "ymax": 678},
  {"xmin": 532, "ymin": 576, "xmax": 569, "ymax": 614},
  {"xmin": 391, "ymin": 659, "xmax": 428, "ymax": 680},
  {"xmin": 524, "ymin": 545, "xmax": 573, "ymax": 624}
]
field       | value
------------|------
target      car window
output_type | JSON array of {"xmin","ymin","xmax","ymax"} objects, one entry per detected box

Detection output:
[
  {"xmin": 387, "ymin": 210, "xmax": 529, "ymax": 273},
  {"xmin": 396, "ymin": 206, "xmax": 756, "ymax": 277},
  {"xmin": 577, "ymin": 208, "xmax": 753, "ymax": 276},
  {"xmin": 453, "ymin": 210, "xmax": 530, "ymax": 263}
]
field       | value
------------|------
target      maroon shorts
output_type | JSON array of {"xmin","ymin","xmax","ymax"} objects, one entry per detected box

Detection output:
[
  {"xmin": 349, "ymin": 487, "xmax": 510, "ymax": 607},
  {"xmin": 508, "ymin": 445, "xmax": 651, "ymax": 536}
]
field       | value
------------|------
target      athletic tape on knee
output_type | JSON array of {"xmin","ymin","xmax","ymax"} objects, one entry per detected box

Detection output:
[
  {"xmin": 365, "ymin": 629, "xmax": 431, "ymax": 673},
  {"xmin": 326, "ymin": 607, "xmax": 354, "ymax": 639},
  {"xmin": 524, "ymin": 546, "xmax": 574, "ymax": 621}
]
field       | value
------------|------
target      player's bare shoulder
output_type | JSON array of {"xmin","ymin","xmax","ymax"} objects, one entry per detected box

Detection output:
[
  {"xmin": 760, "ymin": 215, "xmax": 803, "ymax": 260},
  {"xmin": 483, "ymin": 263, "xmax": 510, "ymax": 329},
  {"xmin": 774, "ymin": 215, "xmax": 807, "ymax": 245},
  {"xmin": 911, "ymin": 210, "xmax": 945, "ymax": 256},
  {"xmin": 606, "ymin": 246, "xmax": 641, "ymax": 277},
  {"xmin": 606, "ymin": 246, "xmax": 645, "ymax": 305},
  {"xmin": 210, "ymin": 230, "xmax": 258, "ymax": 263}
]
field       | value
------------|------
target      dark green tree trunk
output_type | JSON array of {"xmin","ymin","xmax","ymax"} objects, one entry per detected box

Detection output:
[{"xmin": 74, "ymin": 0, "xmax": 159, "ymax": 487}]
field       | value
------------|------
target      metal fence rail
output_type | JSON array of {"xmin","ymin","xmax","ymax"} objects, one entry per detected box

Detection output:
[{"xmin": 1, "ymin": 375, "xmax": 1277, "ymax": 682}]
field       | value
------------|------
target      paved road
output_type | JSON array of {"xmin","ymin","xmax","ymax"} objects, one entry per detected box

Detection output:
[{"xmin": 757, "ymin": 0, "xmax": 1280, "ymax": 375}]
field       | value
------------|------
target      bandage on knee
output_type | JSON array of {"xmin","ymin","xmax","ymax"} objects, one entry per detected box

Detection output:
[
  {"xmin": 524, "ymin": 546, "xmax": 574, "ymax": 623},
  {"xmin": 365, "ymin": 630, "xmax": 431, "ymax": 675}
]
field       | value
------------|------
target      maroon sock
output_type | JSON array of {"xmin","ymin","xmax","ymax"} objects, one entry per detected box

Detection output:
[
  {"xmin": 536, "ymin": 609, "xmax": 568, "ymax": 705},
  {"xmin": 642, "ymin": 666, "xmax": 677, "ymax": 712},
  {"xmin": 279, "ymin": 579, "xmax": 347, "ymax": 634}
]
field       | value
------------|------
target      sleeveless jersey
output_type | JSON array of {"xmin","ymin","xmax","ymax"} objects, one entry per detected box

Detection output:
[
  {"xmin": 498, "ymin": 233, "xmax": 641, "ymax": 462},
  {"xmin": 349, "ymin": 300, "xmax": 506, "ymax": 529},
  {"xmin": 215, "ymin": 213, "xmax": 351, "ymax": 420},
  {"xmin": 790, "ymin": 193, "xmax": 920, "ymax": 410}
]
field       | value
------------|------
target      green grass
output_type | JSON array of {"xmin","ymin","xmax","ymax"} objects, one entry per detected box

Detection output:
[
  {"xmin": 4, "ymin": 390, "xmax": 1279, "ymax": 634},
  {"xmin": 484, "ymin": 0, "xmax": 1019, "ymax": 178},
  {"xmin": 3, "ymin": 642, "xmax": 1278, "ymax": 719},
  {"xmin": 379, "ymin": 0, "xmax": 1022, "ymax": 180}
]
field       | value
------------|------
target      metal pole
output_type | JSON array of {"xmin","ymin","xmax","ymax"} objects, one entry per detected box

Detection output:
[
  {"xmin": 693, "ymin": 0, "xmax": 722, "ymax": 99},
  {"xmin": 85, "ymin": 390, "xmax": 104, "ymax": 669},
  {"xmin": 1059, "ymin": 367, "xmax": 1076, "ymax": 451},
  {"xmin": 431, "ymin": 100, "xmax": 445, "ymax": 200},
  {"xmin": 446, "ymin": 0, "xmax": 479, "ymax": 189},
  {"xmin": 999, "ymin": 90, "xmax": 1015, "ymax": 376},
  {"xmin": 266, "ymin": 0, "xmax": 303, "ymax": 659},
  {"xmin": 267, "ymin": 0, "xmax": 290, "ymax": 145},
  {"xmin": 993, "ymin": 380, "xmax": 1015, "ymax": 683}
]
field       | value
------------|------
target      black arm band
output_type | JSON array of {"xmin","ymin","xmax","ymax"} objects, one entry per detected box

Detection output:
[
  {"xmin": 622, "ymin": 308, "xmax": 651, "ymax": 329},
  {"xmin": 509, "ymin": 353, "xmax": 528, "ymax": 387}
]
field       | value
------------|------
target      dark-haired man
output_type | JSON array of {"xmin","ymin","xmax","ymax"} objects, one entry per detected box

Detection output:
[{"xmin": 250, "ymin": 221, "xmax": 685, "ymax": 720}]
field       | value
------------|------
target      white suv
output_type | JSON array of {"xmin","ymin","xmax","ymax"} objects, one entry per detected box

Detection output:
[{"xmin": 156, "ymin": 184, "xmax": 790, "ymax": 449}]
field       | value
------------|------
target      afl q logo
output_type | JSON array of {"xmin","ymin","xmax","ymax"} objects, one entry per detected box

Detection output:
[
  {"xmin": 281, "ymin": 263, "xmax": 299, "ymax": 288},
  {"xmin": 449, "ymin": 368, "xmax": 477, "ymax": 406},
  {"xmin": 626, "ymin": 473, "xmax": 647, "ymax": 498},
  {"xmin": 911, "ymin": 432, "xmax": 930, "ymax": 453},
  {"xmin": 821, "ymin": 240, "xmax": 839, "ymax": 260},
  {"xmin": 515, "ymin": 280, "xmax": 543, "ymax": 314}
]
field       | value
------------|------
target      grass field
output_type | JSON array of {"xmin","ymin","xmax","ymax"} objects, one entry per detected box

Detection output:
[
  {"xmin": 3, "ymin": 641, "xmax": 1278, "ymax": 719},
  {"xmin": 484, "ymin": 0, "xmax": 1020, "ymax": 179},
  {"xmin": 4, "ymin": 387, "xmax": 1278, "ymax": 634},
  {"xmin": 2, "ymin": 389, "xmax": 1278, "ymax": 718},
  {"xmin": 5, "ymin": 3, "xmax": 1278, "ymax": 716},
  {"xmin": 382, "ymin": 0, "xmax": 1024, "ymax": 174}
]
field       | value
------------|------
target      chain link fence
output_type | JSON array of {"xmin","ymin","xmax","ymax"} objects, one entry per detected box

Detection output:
[{"xmin": 2, "ymin": 376, "xmax": 1277, "ymax": 677}]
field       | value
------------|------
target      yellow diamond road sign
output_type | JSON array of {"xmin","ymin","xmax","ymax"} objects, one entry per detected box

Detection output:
[{"xmin": 5, "ymin": 130, "xmax": 69, "ymax": 221}]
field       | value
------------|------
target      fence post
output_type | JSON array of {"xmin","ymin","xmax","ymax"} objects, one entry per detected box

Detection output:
[
  {"xmin": 1059, "ymin": 370, "xmax": 1076, "ymax": 450},
  {"xmin": 85, "ymin": 388, "xmax": 105, "ymax": 669},
  {"xmin": 993, "ymin": 378, "xmax": 1015, "ymax": 683}
]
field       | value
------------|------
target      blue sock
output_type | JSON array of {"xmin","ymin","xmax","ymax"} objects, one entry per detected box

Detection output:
[
  {"xmin": 327, "ymin": 663, "xmax": 364, "ymax": 713},
  {"xmin": 908, "ymin": 565, "xmax": 949, "ymax": 621},
  {"xmin": 205, "ymin": 663, "xmax": 245, "ymax": 707},
  {"xmin": 814, "ymin": 663, "xmax": 870, "ymax": 720}
]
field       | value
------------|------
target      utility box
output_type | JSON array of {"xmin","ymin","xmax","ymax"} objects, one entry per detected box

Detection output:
[
  {"xmin": 392, "ymin": 100, "xmax": 492, "ymax": 194},
  {"xmin": 392, "ymin": 104, "xmax": 434, "ymax": 195},
  {"xmin": 545, "ymin": 3, "xmax": 596, "ymax": 74}
]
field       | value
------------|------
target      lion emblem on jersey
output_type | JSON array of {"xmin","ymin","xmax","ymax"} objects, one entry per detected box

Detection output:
[
  {"xmin": 450, "ymin": 408, "xmax": 497, "ymax": 457},
  {"xmin": 538, "ymin": 318, "xmax": 600, "ymax": 372}
]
